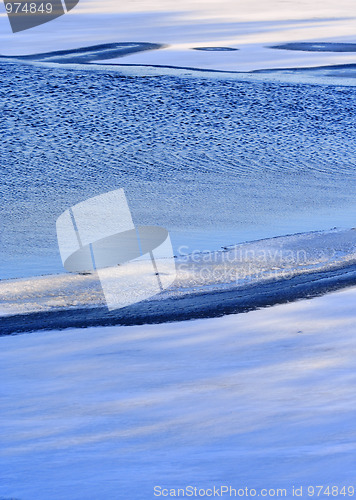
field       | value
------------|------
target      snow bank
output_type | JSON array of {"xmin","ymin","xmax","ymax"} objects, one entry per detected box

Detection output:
[{"xmin": 1, "ymin": 228, "xmax": 355, "ymax": 318}]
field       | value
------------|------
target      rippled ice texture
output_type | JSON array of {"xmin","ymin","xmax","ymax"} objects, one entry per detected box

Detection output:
[{"xmin": 0, "ymin": 62, "xmax": 355, "ymax": 279}]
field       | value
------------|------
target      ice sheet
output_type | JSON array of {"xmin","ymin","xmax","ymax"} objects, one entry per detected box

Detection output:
[
  {"xmin": 0, "ymin": 286, "xmax": 355, "ymax": 499},
  {"xmin": 1, "ymin": 0, "xmax": 356, "ymax": 71}
]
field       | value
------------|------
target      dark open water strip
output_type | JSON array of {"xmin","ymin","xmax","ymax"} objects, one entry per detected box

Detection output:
[
  {"xmin": 1, "ymin": 264, "xmax": 355, "ymax": 336},
  {"xmin": 270, "ymin": 42, "xmax": 356, "ymax": 52},
  {"xmin": 0, "ymin": 42, "xmax": 164, "ymax": 63}
]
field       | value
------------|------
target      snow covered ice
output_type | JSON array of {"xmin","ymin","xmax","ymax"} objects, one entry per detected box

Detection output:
[{"xmin": 1, "ymin": 287, "xmax": 356, "ymax": 499}]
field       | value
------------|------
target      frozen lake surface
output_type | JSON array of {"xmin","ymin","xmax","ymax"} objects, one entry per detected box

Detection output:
[
  {"xmin": 1, "ymin": 286, "xmax": 355, "ymax": 499},
  {"xmin": 0, "ymin": 62, "xmax": 355, "ymax": 280}
]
